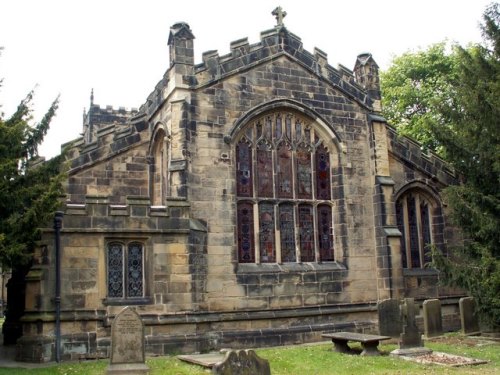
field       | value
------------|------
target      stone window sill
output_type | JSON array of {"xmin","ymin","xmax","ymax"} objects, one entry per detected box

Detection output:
[
  {"xmin": 236, "ymin": 262, "xmax": 346, "ymax": 274},
  {"xmin": 103, "ymin": 297, "xmax": 152, "ymax": 306}
]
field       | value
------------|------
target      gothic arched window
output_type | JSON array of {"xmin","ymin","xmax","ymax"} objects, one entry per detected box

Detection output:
[
  {"xmin": 396, "ymin": 190, "xmax": 438, "ymax": 269},
  {"xmin": 235, "ymin": 111, "xmax": 335, "ymax": 263}
]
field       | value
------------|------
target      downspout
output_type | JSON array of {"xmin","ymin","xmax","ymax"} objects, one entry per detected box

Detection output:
[{"xmin": 54, "ymin": 211, "xmax": 64, "ymax": 363}]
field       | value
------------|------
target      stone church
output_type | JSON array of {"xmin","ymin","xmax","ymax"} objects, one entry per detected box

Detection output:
[{"xmin": 15, "ymin": 9, "xmax": 463, "ymax": 361}]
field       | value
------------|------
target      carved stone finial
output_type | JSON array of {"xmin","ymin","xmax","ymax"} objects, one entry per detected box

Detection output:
[
  {"xmin": 90, "ymin": 88, "xmax": 94, "ymax": 106},
  {"xmin": 272, "ymin": 6, "xmax": 287, "ymax": 27}
]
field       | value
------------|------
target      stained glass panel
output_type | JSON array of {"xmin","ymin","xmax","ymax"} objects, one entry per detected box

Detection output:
[
  {"xmin": 237, "ymin": 202, "xmax": 255, "ymax": 263},
  {"xmin": 259, "ymin": 203, "xmax": 276, "ymax": 263},
  {"xmin": 279, "ymin": 204, "xmax": 296, "ymax": 262},
  {"xmin": 318, "ymin": 205, "xmax": 334, "ymax": 261},
  {"xmin": 127, "ymin": 243, "xmax": 143, "ymax": 297},
  {"xmin": 296, "ymin": 147, "xmax": 312, "ymax": 199},
  {"xmin": 277, "ymin": 144, "xmax": 293, "ymax": 198},
  {"xmin": 299, "ymin": 204, "xmax": 314, "ymax": 262},
  {"xmin": 236, "ymin": 141, "xmax": 253, "ymax": 197},
  {"xmin": 257, "ymin": 146, "xmax": 273, "ymax": 197},
  {"xmin": 396, "ymin": 200, "xmax": 407, "ymax": 268},
  {"xmin": 315, "ymin": 144, "xmax": 331, "ymax": 200},
  {"xmin": 407, "ymin": 196, "xmax": 421, "ymax": 268},
  {"xmin": 107, "ymin": 243, "xmax": 123, "ymax": 298}
]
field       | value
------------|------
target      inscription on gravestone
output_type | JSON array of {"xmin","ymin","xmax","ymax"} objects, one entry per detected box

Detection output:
[{"xmin": 107, "ymin": 306, "xmax": 149, "ymax": 374}]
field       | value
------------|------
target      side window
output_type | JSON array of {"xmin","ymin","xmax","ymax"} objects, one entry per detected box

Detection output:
[
  {"xmin": 396, "ymin": 191, "xmax": 436, "ymax": 269},
  {"xmin": 235, "ymin": 111, "xmax": 335, "ymax": 264},
  {"xmin": 107, "ymin": 241, "xmax": 144, "ymax": 299},
  {"xmin": 151, "ymin": 129, "xmax": 168, "ymax": 206}
]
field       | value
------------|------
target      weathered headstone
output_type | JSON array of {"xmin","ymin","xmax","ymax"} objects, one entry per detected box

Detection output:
[
  {"xmin": 391, "ymin": 298, "xmax": 432, "ymax": 357},
  {"xmin": 378, "ymin": 298, "xmax": 402, "ymax": 338},
  {"xmin": 212, "ymin": 349, "xmax": 271, "ymax": 375},
  {"xmin": 459, "ymin": 297, "xmax": 480, "ymax": 335},
  {"xmin": 107, "ymin": 306, "xmax": 150, "ymax": 374},
  {"xmin": 423, "ymin": 299, "xmax": 443, "ymax": 338},
  {"xmin": 399, "ymin": 298, "xmax": 422, "ymax": 349}
]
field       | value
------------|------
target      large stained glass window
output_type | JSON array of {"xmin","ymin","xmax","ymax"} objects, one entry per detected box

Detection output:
[
  {"xmin": 107, "ymin": 242, "xmax": 144, "ymax": 299},
  {"xmin": 235, "ymin": 111, "xmax": 335, "ymax": 264},
  {"xmin": 396, "ymin": 191, "xmax": 436, "ymax": 269}
]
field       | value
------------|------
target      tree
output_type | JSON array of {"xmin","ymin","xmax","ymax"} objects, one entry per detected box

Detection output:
[
  {"xmin": 0, "ymin": 61, "xmax": 65, "ymax": 269},
  {"xmin": 380, "ymin": 42, "xmax": 460, "ymax": 151},
  {"xmin": 0, "ymin": 51, "xmax": 67, "ymax": 343},
  {"xmin": 429, "ymin": 3, "xmax": 500, "ymax": 329}
]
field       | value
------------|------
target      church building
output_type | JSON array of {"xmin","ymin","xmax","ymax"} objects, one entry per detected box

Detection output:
[{"xmin": 16, "ymin": 9, "xmax": 463, "ymax": 361}]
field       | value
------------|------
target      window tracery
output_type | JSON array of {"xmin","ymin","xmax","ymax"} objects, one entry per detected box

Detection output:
[{"xmin": 235, "ymin": 111, "xmax": 335, "ymax": 264}]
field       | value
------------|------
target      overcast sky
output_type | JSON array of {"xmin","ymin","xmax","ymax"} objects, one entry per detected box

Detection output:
[{"xmin": 0, "ymin": 0, "xmax": 493, "ymax": 158}]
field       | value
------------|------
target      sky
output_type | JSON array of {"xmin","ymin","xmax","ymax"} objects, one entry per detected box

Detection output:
[{"xmin": 0, "ymin": 0, "xmax": 493, "ymax": 158}]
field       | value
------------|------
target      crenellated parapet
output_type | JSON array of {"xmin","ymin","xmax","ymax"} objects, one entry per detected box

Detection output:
[
  {"xmin": 191, "ymin": 26, "xmax": 376, "ymax": 109},
  {"xmin": 62, "ymin": 195, "xmax": 194, "ymax": 232},
  {"xmin": 387, "ymin": 126, "xmax": 457, "ymax": 186}
]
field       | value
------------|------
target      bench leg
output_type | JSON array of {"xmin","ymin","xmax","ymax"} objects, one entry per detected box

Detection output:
[
  {"xmin": 331, "ymin": 339, "xmax": 351, "ymax": 354},
  {"xmin": 360, "ymin": 341, "xmax": 381, "ymax": 356}
]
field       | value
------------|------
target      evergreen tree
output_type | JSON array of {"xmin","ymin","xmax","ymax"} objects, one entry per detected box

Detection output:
[
  {"xmin": 429, "ymin": 3, "xmax": 500, "ymax": 329},
  {"xmin": 0, "ymin": 65, "xmax": 65, "ymax": 269}
]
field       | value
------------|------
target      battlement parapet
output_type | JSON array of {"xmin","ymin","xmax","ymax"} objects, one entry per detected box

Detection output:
[{"xmin": 387, "ymin": 126, "xmax": 457, "ymax": 186}]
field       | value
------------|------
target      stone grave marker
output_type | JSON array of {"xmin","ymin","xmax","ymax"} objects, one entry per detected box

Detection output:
[
  {"xmin": 423, "ymin": 299, "xmax": 443, "ymax": 338},
  {"xmin": 107, "ymin": 306, "xmax": 150, "ymax": 374},
  {"xmin": 459, "ymin": 297, "xmax": 480, "ymax": 335},
  {"xmin": 399, "ymin": 298, "xmax": 422, "ymax": 348},
  {"xmin": 391, "ymin": 298, "xmax": 432, "ymax": 357},
  {"xmin": 378, "ymin": 298, "xmax": 402, "ymax": 338},
  {"xmin": 212, "ymin": 349, "xmax": 271, "ymax": 375}
]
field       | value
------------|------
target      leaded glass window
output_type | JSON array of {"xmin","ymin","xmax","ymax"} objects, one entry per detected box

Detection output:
[
  {"xmin": 396, "ymin": 191, "xmax": 436, "ymax": 269},
  {"xmin": 279, "ymin": 204, "xmax": 296, "ymax": 262},
  {"xmin": 107, "ymin": 242, "xmax": 144, "ymax": 299},
  {"xmin": 235, "ymin": 111, "xmax": 336, "ymax": 264}
]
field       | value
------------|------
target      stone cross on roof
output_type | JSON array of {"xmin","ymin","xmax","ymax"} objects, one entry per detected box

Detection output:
[{"xmin": 272, "ymin": 6, "xmax": 287, "ymax": 27}]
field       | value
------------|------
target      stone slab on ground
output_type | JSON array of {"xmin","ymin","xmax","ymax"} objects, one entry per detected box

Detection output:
[
  {"xmin": 178, "ymin": 349, "xmax": 271, "ymax": 375},
  {"xmin": 178, "ymin": 352, "xmax": 224, "ymax": 368},
  {"xmin": 395, "ymin": 351, "xmax": 489, "ymax": 367}
]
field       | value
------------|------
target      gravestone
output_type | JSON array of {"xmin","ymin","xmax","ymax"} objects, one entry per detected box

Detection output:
[
  {"xmin": 399, "ymin": 298, "xmax": 422, "ymax": 349},
  {"xmin": 212, "ymin": 349, "xmax": 271, "ymax": 375},
  {"xmin": 378, "ymin": 299, "xmax": 402, "ymax": 338},
  {"xmin": 459, "ymin": 297, "xmax": 480, "ymax": 335},
  {"xmin": 391, "ymin": 298, "xmax": 432, "ymax": 357},
  {"xmin": 423, "ymin": 299, "xmax": 443, "ymax": 338},
  {"xmin": 107, "ymin": 306, "xmax": 150, "ymax": 374}
]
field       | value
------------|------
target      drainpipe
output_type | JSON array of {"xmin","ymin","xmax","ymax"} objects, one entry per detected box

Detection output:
[{"xmin": 54, "ymin": 211, "xmax": 64, "ymax": 363}]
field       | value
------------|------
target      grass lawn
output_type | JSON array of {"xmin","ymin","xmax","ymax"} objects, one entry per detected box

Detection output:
[{"xmin": 0, "ymin": 333, "xmax": 497, "ymax": 374}]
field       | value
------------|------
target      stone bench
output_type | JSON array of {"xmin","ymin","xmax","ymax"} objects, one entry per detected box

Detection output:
[{"xmin": 322, "ymin": 332, "xmax": 391, "ymax": 356}]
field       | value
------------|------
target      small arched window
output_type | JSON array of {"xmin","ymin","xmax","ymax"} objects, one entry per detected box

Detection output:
[
  {"xmin": 396, "ymin": 189, "xmax": 440, "ymax": 269},
  {"xmin": 151, "ymin": 129, "xmax": 168, "ymax": 206},
  {"xmin": 235, "ymin": 111, "xmax": 336, "ymax": 264}
]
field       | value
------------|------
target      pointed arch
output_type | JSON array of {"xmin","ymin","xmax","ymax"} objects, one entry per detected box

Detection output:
[{"xmin": 149, "ymin": 123, "xmax": 170, "ymax": 206}]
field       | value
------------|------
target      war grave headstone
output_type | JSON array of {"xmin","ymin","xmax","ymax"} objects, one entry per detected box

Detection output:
[
  {"xmin": 459, "ymin": 297, "xmax": 480, "ymax": 335},
  {"xmin": 423, "ymin": 299, "xmax": 443, "ymax": 338},
  {"xmin": 107, "ymin": 306, "xmax": 150, "ymax": 374},
  {"xmin": 378, "ymin": 298, "xmax": 402, "ymax": 338}
]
